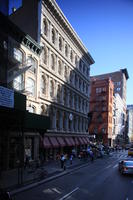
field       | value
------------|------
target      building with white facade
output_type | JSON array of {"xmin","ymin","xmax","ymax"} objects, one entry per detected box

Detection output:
[
  {"xmin": 112, "ymin": 93, "xmax": 125, "ymax": 145},
  {"xmin": 127, "ymin": 105, "xmax": 133, "ymax": 142},
  {"xmin": 9, "ymin": 0, "xmax": 94, "ymax": 160}
]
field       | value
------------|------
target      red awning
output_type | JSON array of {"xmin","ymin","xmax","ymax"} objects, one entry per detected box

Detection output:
[
  {"xmin": 43, "ymin": 137, "xmax": 51, "ymax": 149},
  {"xmin": 69, "ymin": 137, "xmax": 75, "ymax": 146},
  {"xmin": 74, "ymin": 137, "xmax": 80, "ymax": 146},
  {"xmin": 85, "ymin": 137, "xmax": 90, "ymax": 144},
  {"xmin": 64, "ymin": 137, "xmax": 73, "ymax": 146},
  {"xmin": 82, "ymin": 137, "xmax": 88, "ymax": 144},
  {"xmin": 49, "ymin": 137, "xmax": 59, "ymax": 148},
  {"xmin": 56, "ymin": 137, "xmax": 66, "ymax": 147},
  {"xmin": 78, "ymin": 137, "xmax": 84, "ymax": 145}
]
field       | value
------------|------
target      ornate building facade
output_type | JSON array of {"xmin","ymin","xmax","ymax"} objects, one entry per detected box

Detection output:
[{"xmin": 8, "ymin": 0, "xmax": 94, "ymax": 160}]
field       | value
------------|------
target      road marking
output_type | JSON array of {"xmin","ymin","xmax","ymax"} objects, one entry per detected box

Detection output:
[
  {"xmin": 59, "ymin": 187, "xmax": 79, "ymax": 200},
  {"xmin": 126, "ymin": 197, "xmax": 128, "ymax": 200},
  {"xmin": 105, "ymin": 165, "xmax": 112, "ymax": 169},
  {"xmin": 113, "ymin": 164, "xmax": 118, "ymax": 168},
  {"xmin": 52, "ymin": 188, "xmax": 61, "ymax": 194}
]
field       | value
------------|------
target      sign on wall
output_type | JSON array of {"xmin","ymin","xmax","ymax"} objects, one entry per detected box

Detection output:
[{"xmin": 0, "ymin": 86, "xmax": 14, "ymax": 108}]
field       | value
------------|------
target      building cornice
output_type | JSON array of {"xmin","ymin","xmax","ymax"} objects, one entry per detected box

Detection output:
[
  {"xmin": 0, "ymin": 12, "xmax": 41, "ymax": 56},
  {"xmin": 43, "ymin": 0, "xmax": 95, "ymax": 65}
]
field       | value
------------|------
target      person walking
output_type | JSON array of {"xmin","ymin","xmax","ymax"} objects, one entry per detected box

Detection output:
[
  {"xmin": 70, "ymin": 154, "xmax": 73, "ymax": 165},
  {"xmin": 60, "ymin": 154, "xmax": 65, "ymax": 169}
]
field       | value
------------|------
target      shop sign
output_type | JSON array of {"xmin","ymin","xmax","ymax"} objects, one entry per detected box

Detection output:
[{"xmin": 0, "ymin": 86, "xmax": 14, "ymax": 108}]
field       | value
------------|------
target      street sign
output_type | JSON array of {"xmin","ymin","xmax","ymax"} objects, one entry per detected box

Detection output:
[{"xmin": 0, "ymin": 86, "xmax": 14, "ymax": 108}]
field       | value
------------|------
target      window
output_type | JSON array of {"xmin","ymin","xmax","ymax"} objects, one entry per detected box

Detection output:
[
  {"xmin": 65, "ymin": 44, "xmax": 68, "ymax": 57},
  {"xmin": 59, "ymin": 36, "xmax": 62, "ymax": 51},
  {"xmin": 75, "ymin": 56, "xmax": 77, "ymax": 66},
  {"xmin": 50, "ymin": 80, "xmax": 54, "ymax": 97},
  {"xmin": 64, "ymin": 65, "xmax": 67, "ymax": 79},
  {"xmin": 27, "ymin": 57, "xmax": 36, "ymax": 73},
  {"xmin": 57, "ymin": 84, "xmax": 61, "ymax": 102},
  {"xmin": 116, "ymin": 87, "xmax": 121, "ymax": 91},
  {"xmin": 58, "ymin": 60, "xmax": 62, "ymax": 75},
  {"xmin": 13, "ymin": 48, "xmax": 23, "ymax": 63},
  {"xmin": 26, "ymin": 78, "xmax": 35, "ymax": 96},
  {"xmin": 51, "ymin": 54, "xmax": 55, "ymax": 70},
  {"xmin": 41, "ymin": 75, "xmax": 47, "ymax": 95},
  {"xmin": 13, "ymin": 75, "xmax": 23, "ymax": 91},
  {"xmin": 70, "ymin": 50, "xmax": 73, "ymax": 62},
  {"xmin": 43, "ymin": 19, "xmax": 48, "ymax": 36},
  {"xmin": 51, "ymin": 28, "xmax": 55, "ymax": 44},
  {"xmin": 43, "ymin": 47, "xmax": 48, "ymax": 64}
]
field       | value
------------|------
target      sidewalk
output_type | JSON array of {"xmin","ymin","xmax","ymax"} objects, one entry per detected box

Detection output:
[{"xmin": 1, "ymin": 157, "xmax": 91, "ymax": 191}]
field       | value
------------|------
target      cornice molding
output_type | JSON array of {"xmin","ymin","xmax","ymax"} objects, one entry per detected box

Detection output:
[{"xmin": 43, "ymin": 0, "xmax": 95, "ymax": 65}]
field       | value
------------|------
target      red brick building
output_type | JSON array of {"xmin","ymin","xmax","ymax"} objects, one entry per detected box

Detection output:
[{"xmin": 89, "ymin": 78, "xmax": 114, "ymax": 146}]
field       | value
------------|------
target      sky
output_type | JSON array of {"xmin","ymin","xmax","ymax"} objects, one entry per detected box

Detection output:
[{"xmin": 56, "ymin": 0, "xmax": 133, "ymax": 105}]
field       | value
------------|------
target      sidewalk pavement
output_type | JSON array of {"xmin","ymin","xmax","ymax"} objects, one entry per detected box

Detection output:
[
  {"xmin": 1, "ymin": 153, "xmax": 111, "ymax": 196},
  {"xmin": 8, "ymin": 157, "xmax": 93, "ymax": 195}
]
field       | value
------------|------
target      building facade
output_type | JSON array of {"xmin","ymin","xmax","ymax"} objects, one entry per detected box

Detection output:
[
  {"xmin": 127, "ymin": 105, "xmax": 133, "ymax": 142},
  {"xmin": 8, "ymin": 0, "xmax": 95, "ymax": 160},
  {"xmin": 89, "ymin": 78, "xmax": 114, "ymax": 146},
  {"xmin": 112, "ymin": 94, "xmax": 125, "ymax": 146}
]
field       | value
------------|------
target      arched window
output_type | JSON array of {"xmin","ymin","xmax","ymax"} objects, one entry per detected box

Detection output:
[
  {"xmin": 59, "ymin": 36, "xmax": 62, "ymax": 51},
  {"xmin": 43, "ymin": 47, "xmax": 48, "ymax": 64},
  {"xmin": 43, "ymin": 19, "xmax": 48, "ymax": 36},
  {"xmin": 65, "ymin": 44, "xmax": 68, "ymax": 57},
  {"xmin": 13, "ymin": 75, "xmax": 23, "ymax": 91},
  {"xmin": 50, "ymin": 80, "xmax": 54, "ymax": 97},
  {"xmin": 13, "ymin": 48, "xmax": 23, "ymax": 63},
  {"xmin": 75, "ymin": 55, "xmax": 77, "ymax": 66},
  {"xmin": 57, "ymin": 84, "xmax": 61, "ymax": 102},
  {"xmin": 64, "ymin": 65, "xmax": 67, "ymax": 79},
  {"xmin": 27, "ymin": 56, "xmax": 36, "ymax": 73},
  {"xmin": 70, "ymin": 50, "xmax": 73, "ymax": 62},
  {"xmin": 58, "ymin": 60, "xmax": 62, "ymax": 75},
  {"xmin": 26, "ymin": 78, "xmax": 35, "ymax": 96},
  {"xmin": 51, "ymin": 54, "xmax": 55, "ymax": 70},
  {"xmin": 41, "ymin": 75, "xmax": 47, "ymax": 95},
  {"xmin": 51, "ymin": 28, "xmax": 55, "ymax": 44}
]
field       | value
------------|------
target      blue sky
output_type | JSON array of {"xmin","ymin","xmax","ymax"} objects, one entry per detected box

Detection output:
[{"xmin": 56, "ymin": 0, "xmax": 133, "ymax": 105}]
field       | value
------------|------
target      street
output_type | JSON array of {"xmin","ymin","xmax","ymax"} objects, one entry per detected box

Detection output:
[{"xmin": 14, "ymin": 151, "xmax": 133, "ymax": 200}]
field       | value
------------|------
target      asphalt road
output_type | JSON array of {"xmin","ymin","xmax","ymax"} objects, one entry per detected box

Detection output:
[{"xmin": 15, "ymin": 151, "xmax": 133, "ymax": 200}]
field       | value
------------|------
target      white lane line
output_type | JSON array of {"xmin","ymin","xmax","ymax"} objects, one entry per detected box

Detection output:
[
  {"xmin": 105, "ymin": 165, "xmax": 112, "ymax": 169},
  {"xmin": 58, "ymin": 187, "xmax": 79, "ymax": 200},
  {"xmin": 113, "ymin": 164, "xmax": 118, "ymax": 168}
]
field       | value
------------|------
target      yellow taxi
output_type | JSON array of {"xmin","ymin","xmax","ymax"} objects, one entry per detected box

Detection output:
[{"xmin": 128, "ymin": 148, "xmax": 133, "ymax": 156}]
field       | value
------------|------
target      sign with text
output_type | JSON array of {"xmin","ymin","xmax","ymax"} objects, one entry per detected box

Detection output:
[{"xmin": 0, "ymin": 86, "xmax": 14, "ymax": 108}]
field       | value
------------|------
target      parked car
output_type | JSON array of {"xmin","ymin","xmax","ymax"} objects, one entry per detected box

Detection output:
[
  {"xmin": 128, "ymin": 148, "xmax": 133, "ymax": 156},
  {"xmin": 119, "ymin": 159, "xmax": 133, "ymax": 174}
]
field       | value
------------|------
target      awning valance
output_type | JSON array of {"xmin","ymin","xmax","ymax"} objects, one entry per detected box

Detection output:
[
  {"xmin": 43, "ymin": 137, "xmax": 51, "ymax": 149},
  {"xmin": 56, "ymin": 137, "xmax": 66, "ymax": 147},
  {"xmin": 49, "ymin": 137, "xmax": 59, "ymax": 148}
]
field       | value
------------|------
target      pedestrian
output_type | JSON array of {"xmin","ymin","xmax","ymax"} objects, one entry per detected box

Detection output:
[
  {"xmin": 89, "ymin": 150, "xmax": 94, "ymax": 162},
  {"xmin": 70, "ymin": 154, "xmax": 73, "ymax": 165},
  {"xmin": 60, "ymin": 154, "xmax": 65, "ymax": 169}
]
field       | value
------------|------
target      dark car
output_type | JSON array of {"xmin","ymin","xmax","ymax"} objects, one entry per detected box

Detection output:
[{"xmin": 119, "ymin": 160, "xmax": 133, "ymax": 174}]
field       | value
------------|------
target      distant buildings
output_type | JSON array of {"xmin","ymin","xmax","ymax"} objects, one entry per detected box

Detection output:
[
  {"xmin": 90, "ymin": 69, "xmax": 129, "ymax": 146},
  {"xmin": 89, "ymin": 78, "xmax": 114, "ymax": 146},
  {"xmin": 127, "ymin": 105, "xmax": 133, "ymax": 142}
]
